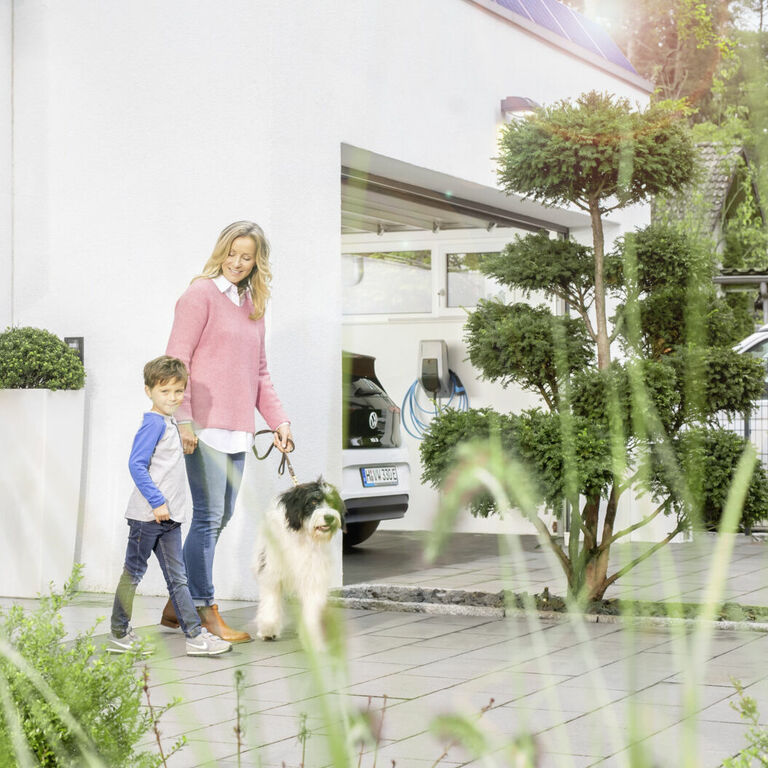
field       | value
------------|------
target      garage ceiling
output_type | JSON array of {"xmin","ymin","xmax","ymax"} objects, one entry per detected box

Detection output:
[{"xmin": 341, "ymin": 167, "xmax": 569, "ymax": 236}]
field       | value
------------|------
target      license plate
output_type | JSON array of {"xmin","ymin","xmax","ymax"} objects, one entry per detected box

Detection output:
[{"xmin": 361, "ymin": 466, "xmax": 398, "ymax": 487}]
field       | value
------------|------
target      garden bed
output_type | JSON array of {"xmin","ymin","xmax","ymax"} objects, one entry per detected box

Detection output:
[{"xmin": 333, "ymin": 584, "xmax": 768, "ymax": 628}]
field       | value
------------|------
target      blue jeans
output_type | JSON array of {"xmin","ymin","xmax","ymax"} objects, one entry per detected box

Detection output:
[
  {"xmin": 111, "ymin": 519, "xmax": 201, "ymax": 638},
  {"xmin": 183, "ymin": 441, "xmax": 245, "ymax": 606}
]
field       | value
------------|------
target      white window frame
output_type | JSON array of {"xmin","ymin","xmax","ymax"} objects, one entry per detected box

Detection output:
[{"xmin": 341, "ymin": 227, "xmax": 557, "ymax": 323}]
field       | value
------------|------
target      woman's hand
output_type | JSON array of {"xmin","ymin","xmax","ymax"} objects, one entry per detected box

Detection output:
[
  {"xmin": 273, "ymin": 423, "xmax": 293, "ymax": 453},
  {"xmin": 179, "ymin": 422, "xmax": 198, "ymax": 454}
]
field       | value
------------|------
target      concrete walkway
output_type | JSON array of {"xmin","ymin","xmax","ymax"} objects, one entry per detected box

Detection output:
[{"xmin": 3, "ymin": 533, "xmax": 768, "ymax": 767}]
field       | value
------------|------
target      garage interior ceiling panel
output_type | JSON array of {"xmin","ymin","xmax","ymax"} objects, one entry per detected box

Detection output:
[{"xmin": 341, "ymin": 168, "xmax": 568, "ymax": 235}]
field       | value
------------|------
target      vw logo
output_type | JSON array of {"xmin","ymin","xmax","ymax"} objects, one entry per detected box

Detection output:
[{"xmin": 368, "ymin": 411, "xmax": 378, "ymax": 430}]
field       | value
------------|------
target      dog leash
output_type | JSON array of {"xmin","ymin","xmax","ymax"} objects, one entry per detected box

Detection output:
[{"xmin": 252, "ymin": 429, "xmax": 299, "ymax": 486}]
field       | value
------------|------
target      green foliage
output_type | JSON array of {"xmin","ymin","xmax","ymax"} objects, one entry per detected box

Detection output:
[
  {"xmin": 564, "ymin": 0, "xmax": 734, "ymax": 104},
  {"xmin": 670, "ymin": 348, "xmax": 765, "ymax": 421},
  {"xmin": 425, "ymin": 88, "xmax": 764, "ymax": 602},
  {"xmin": 422, "ymin": 221, "xmax": 768, "ymax": 600},
  {"xmin": 723, "ymin": 681, "xmax": 768, "ymax": 768},
  {"xmin": 570, "ymin": 360, "xmax": 680, "ymax": 435},
  {"xmin": 720, "ymin": 156, "xmax": 768, "ymax": 271},
  {"xmin": 658, "ymin": 428, "xmax": 768, "ymax": 531},
  {"xmin": 482, "ymin": 231, "xmax": 595, "ymax": 299},
  {"xmin": 420, "ymin": 408, "xmax": 612, "ymax": 515},
  {"xmin": 724, "ymin": 293, "xmax": 759, "ymax": 341},
  {"xmin": 608, "ymin": 225, "xmax": 748, "ymax": 357},
  {"xmin": 0, "ymin": 569, "xmax": 158, "ymax": 767},
  {"xmin": 608, "ymin": 224, "xmax": 715, "ymax": 292},
  {"xmin": 464, "ymin": 301, "xmax": 593, "ymax": 408},
  {"xmin": 496, "ymin": 92, "xmax": 696, "ymax": 212},
  {"xmin": 0, "ymin": 327, "xmax": 85, "ymax": 390},
  {"xmin": 515, "ymin": 408, "xmax": 613, "ymax": 507},
  {"xmin": 430, "ymin": 711, "xmax": 490, "ymax": 762},
  {"xmin": 420, "ymin": 409, "xmax": 516, "ymax": 518}
]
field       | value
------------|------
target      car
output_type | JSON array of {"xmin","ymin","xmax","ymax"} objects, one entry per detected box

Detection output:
[
  {"xmin": 341, "ymin": 351, "xmax": 410, "ymax": 546},
  {"xmin": 734, "ymin": 323, "xmax": 768, "ymax": 367},
  {"xmin": 727, "ymin": 324, "xmax": 768, "ymax": 465}
]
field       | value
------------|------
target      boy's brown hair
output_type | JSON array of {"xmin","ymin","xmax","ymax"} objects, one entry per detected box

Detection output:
[{"xmin": 143, "ymin": 356, "xmax": 188, "ymax": 388}]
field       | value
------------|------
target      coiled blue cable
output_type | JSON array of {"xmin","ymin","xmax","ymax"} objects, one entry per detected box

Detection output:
[{"xmin": 401, "ymin": 369, "xmax": 469, "ymax": 440}]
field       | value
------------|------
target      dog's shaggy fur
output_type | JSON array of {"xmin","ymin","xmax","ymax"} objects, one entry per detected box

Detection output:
[{"xmin": 253, "ymin": 478, "xmax": 345, "ymax": 643}]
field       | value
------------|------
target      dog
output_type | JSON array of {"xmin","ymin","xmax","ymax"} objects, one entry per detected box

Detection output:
[{"xmin": 253, "ymin": 478, "xmax": 345, "ymax": 643}]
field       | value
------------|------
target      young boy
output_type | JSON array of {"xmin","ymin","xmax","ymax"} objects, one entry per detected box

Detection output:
[{"xmin": 107, "ymin": 356, "xmax": 231, "ymax": 657}]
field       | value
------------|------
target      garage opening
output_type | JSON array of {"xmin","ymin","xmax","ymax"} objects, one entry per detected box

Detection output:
[{"xmin": 338, "ymin": 146, "xmax": 587, "ymax": 583}]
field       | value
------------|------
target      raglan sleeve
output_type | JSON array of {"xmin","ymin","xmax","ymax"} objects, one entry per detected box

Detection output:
[{"xmin": 128, "ymin": 414, "xmax": 167, "ymax": 509}]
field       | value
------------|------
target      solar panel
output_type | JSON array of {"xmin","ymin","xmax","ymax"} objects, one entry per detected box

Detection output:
[
  {"xmin": 540, "ymin": 0, "xmax": 603, "ymax": 59},
  {"xmin": 575, "ymin": 11, "xmax": 637, "ymax": 72},
  {"xmin": 520, "ymin": 0, "xmax": 565, "ymax": 36},
  {"xmin": 493, "ymin": 0, "xmax": 534, "ymax": 21},
  {"xmin": 490, "ymin": 0, "xmax": 637, "ymax": 75}
]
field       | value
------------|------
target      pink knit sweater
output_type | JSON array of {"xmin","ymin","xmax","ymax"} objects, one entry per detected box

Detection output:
[{"xmin": 166, "ymin": 278, "xmax": 288, "ymax": 432}]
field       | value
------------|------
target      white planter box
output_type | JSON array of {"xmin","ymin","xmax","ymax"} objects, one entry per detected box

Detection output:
[{"xmin": 0, "ymin": 389, "xmax": 85, "ymax": 598}]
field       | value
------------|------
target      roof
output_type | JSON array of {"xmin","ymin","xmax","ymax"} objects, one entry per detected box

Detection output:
[
  {"xmin": 468, "ymin": 0, "xmax": 650, "ymax": 90},
  {"xmin": 493, "ymin": 0, "xmax": 636, "ymax": 72},
  {"xmin": 660, "ymin": 142, "xmax": 756, "ymax": 235}
]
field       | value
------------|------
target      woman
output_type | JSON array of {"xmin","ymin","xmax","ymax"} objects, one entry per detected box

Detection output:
[{"xmin": 162, "ymin": 221, "xmax": 292, "ymax": 643}]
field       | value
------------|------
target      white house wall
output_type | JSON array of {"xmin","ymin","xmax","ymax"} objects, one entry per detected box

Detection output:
[
  {"xmin": 0, "ymin": 1, "xmax": 11, "ymax": 332},
  {"xmin": 4, "ymin": 0, "xmax": 651, "ymax": 597}
]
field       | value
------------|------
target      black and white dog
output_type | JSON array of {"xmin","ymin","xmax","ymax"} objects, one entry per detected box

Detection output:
[{"xmin": 253, "ymin": 478, "xmax": 345, "ymax": 643}]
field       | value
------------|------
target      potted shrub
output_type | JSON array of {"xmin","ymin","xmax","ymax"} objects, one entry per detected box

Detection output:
[{"xmin": 0, "ymin": 327, "xmax": 86, "ymax": 597}]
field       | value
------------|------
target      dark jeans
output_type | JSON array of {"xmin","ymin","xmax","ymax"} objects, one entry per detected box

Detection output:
[
  {"xmin": 183, "ymin": 441, "xmax": 245, "ymax": 605},
  {"xmin": 111, "ymin": 519, "xmax": 201, "ymax": 638}
]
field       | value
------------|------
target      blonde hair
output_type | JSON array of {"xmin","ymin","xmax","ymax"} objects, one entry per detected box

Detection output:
[{"xmin": 194, "ymin": 221, "xmax": 272, "ymax": 320}]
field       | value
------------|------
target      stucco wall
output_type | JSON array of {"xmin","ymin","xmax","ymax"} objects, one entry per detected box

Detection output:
[
  {"xmin": 0, "ymin": 1, "xmax": 11, "ymax": 331},
  {"xmin": 4, "ymin": 0, "xmax": 652, "ymax": 597}
]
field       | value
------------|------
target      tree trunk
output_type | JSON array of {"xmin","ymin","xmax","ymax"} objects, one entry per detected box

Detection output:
[
  {"xmin": 584, "ymin": 487, "xmax": 619, "ymax": 600},
  {"xmin": 589, "ymin": 200, "xmax": 611, "ymax": 370},
  {"xmin": 568, "ymin": 494, "xmax": 601, "ymax": 598}
]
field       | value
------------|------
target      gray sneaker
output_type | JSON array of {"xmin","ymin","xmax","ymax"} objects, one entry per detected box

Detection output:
[
  {"xmin": 106, "ymin": 627, "xmax": 153, "ymax": 655},
  {"xmin": 186, "ymin": 627, "xmax": 232, "ymax": 656}
]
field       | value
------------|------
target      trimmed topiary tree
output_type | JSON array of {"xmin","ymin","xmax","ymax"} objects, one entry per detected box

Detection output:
[{"xmin": 421, "ymin": 92, "xmax": 768, "ymax": 602}]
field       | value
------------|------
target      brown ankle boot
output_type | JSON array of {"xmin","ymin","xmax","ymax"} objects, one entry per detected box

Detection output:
[
  {"xmin": 197, "ymin": 604, "xmax": 252, "ymax": 644},
  {"xmin": 160, "ymin": 599, "xmax": 180, "ymax": 629}
]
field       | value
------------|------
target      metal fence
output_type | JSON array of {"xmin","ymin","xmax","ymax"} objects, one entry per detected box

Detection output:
[
  {"xmin": 717, "ymin": 399, "xmax": 768, "ymax": 468},
  {"xmin": 717, "ymin": 400, "xmax": 768, "ymax": 533}
]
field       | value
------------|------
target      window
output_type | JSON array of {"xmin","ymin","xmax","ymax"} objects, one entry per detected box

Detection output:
[
  {"xmin": 341, "ymin": 229, "xmax": 552, "ymax": 318},
  {"xmin": 342, "ymin": 251, "xmax": 431, "ymax": 315},
  {"xmin": 446, "ymin": 251, "xmax": 504, "ymax": 308}
]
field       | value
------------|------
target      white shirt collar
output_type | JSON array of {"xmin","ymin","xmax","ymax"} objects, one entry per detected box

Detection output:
[{"xmin": 213, "ymin": 274, "xmax": 243, "ymax": 306}]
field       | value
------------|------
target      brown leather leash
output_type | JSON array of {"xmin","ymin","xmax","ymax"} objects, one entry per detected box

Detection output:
[{"xmin": 252, "ymin": 429, "xmax": 299, "ymax": 486}]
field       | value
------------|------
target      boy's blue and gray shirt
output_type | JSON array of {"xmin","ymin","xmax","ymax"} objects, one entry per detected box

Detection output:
[{"xmin": 125, "ymin": 412, "xmax": 190, "ymax": 522}]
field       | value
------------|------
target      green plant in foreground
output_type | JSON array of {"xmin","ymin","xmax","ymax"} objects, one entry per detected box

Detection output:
[
  {"xmin": 234, "ymin": 668, "xmax": 246, "ymax": 767},
  {"xmin": 723, "ymin": 681, "xmax": 768, "ymax": 767},
  {"xmin": 0, "ymin": 567, "xmax": 160, "ymax": 767},
  {"xmin": 141, "ymin": 667, "xmax": 186, "ymax": 768},
  {"xmin": 0, "ymin": 326, "xmax": 85, "ymax": 390}
]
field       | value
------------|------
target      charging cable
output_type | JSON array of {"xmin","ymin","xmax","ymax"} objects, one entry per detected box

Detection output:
[{"xmin": 401, "ymin": 369, "xmax": 469, "ymax": 440}]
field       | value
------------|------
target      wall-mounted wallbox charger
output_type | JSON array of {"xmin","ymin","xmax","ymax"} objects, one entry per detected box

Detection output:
[{"xmin": 418, "ymin": 339, "xmax": 451, "ymax": 397}]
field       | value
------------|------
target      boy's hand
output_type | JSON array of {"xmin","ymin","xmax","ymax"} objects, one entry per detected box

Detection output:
[
  {"xmin": 153, "ymin": 503, "xmax": 170, "ymax": 522},
  {"xmin": 179, "ymin": 422, "xmax": 198, "ymax": 454}
]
